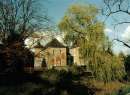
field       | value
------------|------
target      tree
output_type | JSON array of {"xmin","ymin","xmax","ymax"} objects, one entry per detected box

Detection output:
[
  {"xmin": 0, "ymin": 45, "xmax": 34, "ymax": 73},
  {"xmin": 0, "ymin": 0, "xmax": 51, "ymax": 45},
  {"xmin": 0, "ymin": 0, "xmax": 51, "ymax": 74},
  {"xmin": 103, "ymin": 0, "xmax": 130, "ymax": 48},
  {"xmin": 59, "ymin": 4, "xmax": 126, "ymax": 82},
  {"xmin": 124, "ymin": 55, "xmax": 130, "ymax": 72},
  {"xmin": 59, "ymin": 4, "xmax": 103, "ymax": 46}
]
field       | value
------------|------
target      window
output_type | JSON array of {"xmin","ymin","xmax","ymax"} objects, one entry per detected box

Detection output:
[
  {"xmin": 60, "ymin": 49, "xmax": 61, "ymax": 54},
  {"xmin": 53, "ymin": 49, "xmax": 54, "ymax": 55}
]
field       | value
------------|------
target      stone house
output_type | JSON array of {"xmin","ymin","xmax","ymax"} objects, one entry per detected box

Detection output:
[
  {"xmin": 33, "ymin": 38, "xmax": 86, "ymax": 70},
  {"xmin": 43, "ymin": 38, "xmax": 67, "ymax": 69},
  {"xmin": 34, "ymin": 38, "xmax": 67, "ymax": 69}
]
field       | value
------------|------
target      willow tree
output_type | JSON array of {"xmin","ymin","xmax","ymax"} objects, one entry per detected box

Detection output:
[{"xmin": 59, "ymin": 4, "xmax": 126, "ymax": 82}]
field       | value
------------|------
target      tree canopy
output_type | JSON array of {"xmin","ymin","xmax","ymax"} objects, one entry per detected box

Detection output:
[
  {"xmin": 59, "ymin": 4, "xmax": 104, "ymax": 47},
  {"xmin": 0, "ymin": 0, "xmax": 51, "ymax": 73},
  {"xmin": 0, "ymin": 0, "xmax": 51, "ymax": 44},
  {"xmin": 59, "ymin": 4, "xmax": 126, "ymax": 82}
]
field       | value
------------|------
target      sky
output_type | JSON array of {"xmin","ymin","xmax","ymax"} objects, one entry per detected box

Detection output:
[
  {"xmin": 40, "ymin": 0, "xmax": 130, "ymax": 55},
  {"xmin": 44, "ymin": 0, "xmax": 102, "ymax": 23}
]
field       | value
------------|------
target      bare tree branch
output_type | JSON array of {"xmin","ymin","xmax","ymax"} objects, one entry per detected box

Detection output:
[
  {"xmin": 114, "ymin": 21, "xmax": 130, "ymax": 29},
  {"xmin": 0, "ymin": 0, "xmax": 52, "ymax": 45},
  {"xmin": 103, "ymin": 0, "xmax": 130, "ymax": 49},
  {"xmin": 113, "ymin": 39, "xmax": 130, "ymax": 48}
]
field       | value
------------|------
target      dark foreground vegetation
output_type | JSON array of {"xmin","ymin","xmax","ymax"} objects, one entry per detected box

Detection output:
[
  {"xmin": 0, "ymin": 68, "xmax": 96, "ymax": 95},
  {"xmin": 0, "ymin": 67, "xmax": 130, "ymax": 95}
]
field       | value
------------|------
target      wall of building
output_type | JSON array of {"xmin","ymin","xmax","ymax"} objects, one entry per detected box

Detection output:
[
  {"xmin": 43, "ymin": 48, "xmax": 67, "ymax": 69},
  {"xmin": 34, "ymin": 48, "xmax": 44, "ymax": 70},
  {"xmin": 34, "ymin": 46, "xmax": 85, "ymax": 70},
  {"xmin": 70, "ymin": 47, "xmax": 85, "ymax": 66}
]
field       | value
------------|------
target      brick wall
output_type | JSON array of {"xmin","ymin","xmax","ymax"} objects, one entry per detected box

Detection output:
[{"xmin": 43, "ymin": 48, "xmax": 67, "ymax": 69}]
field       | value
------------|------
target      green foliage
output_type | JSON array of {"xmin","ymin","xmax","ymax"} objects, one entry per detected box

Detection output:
[
  {"xmin": 59, "ymin": 4, "xmax": 104, "ymax": 46},
  {"xmin": 59, "ymin": 4, "xmax": 126, "ymax": 82},
  {"xmin": 111, "ymin": 85, "xmax": 130, "ymax": 95},
  {"xmin": 124, "ymin": 55, "xmax": 130, "ymax": 72}
]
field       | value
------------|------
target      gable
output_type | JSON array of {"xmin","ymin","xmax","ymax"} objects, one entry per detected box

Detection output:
[{"xmin": 45, "ymin": 38, "xmax": 66, "ymax": 48}]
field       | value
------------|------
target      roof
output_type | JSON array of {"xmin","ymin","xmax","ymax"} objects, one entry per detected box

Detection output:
[
  {"xmin": 34, "ymin": 42, "xmax": 44, "ymax": 48},
  {"xmin": 45, "ymin": 38, "xmax": 66, "ymax": 48}
]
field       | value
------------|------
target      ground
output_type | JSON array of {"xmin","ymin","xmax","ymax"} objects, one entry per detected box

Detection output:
[{"xmin": 0, "ymin": 70, "xmax": 130, "ymax": 95}]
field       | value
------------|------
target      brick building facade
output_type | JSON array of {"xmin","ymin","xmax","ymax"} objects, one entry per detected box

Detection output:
[
  {"xmin": 34, "ymin": 39, "xmax": 67, "ymax": 69},
  {"xmin": 34, "ymin": 38, "xmax": 85, "ymax": 70}
]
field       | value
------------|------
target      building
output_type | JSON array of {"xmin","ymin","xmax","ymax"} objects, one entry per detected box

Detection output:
[
  {"xmin": 34, "ymin": 42, "xmax": 45, "ymax": 70},
  {"xmin": 70, "ymin": 47, "xmax": 85, "ymax": 66},
  {"xmin": 33, "ymin": 38, "xmax": 86, "ymax": 70},
  {"xmin": 34, "ymin": 38, "xmax": 67, "ymax": 69},
  {"xmin": 43, "ymin": 38, "xmax": 67, "ymax": 69}
]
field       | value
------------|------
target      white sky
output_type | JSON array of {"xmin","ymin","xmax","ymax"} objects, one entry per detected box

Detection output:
[{"xmin": 105, "ymin": 25, "xmax": 130, "ymax": 55}]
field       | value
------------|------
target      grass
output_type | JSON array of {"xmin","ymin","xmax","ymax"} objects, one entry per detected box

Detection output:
[
  {"xmin": 89, "ymin": 80, "xmax": 130, "ymax": 95},
  {"xmin": 111, "ymin": 83, "xmax": 130, "ymax": 95}
]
